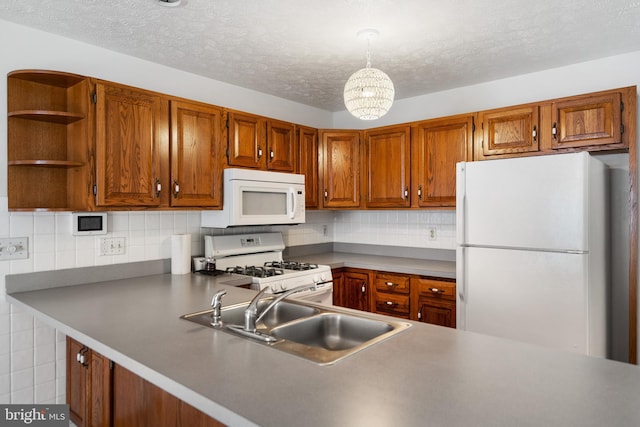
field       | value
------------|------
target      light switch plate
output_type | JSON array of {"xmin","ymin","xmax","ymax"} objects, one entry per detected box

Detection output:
[
  {"xmin": 0, "ymin": 237, "xmax": 29, "ymax": 260},
  {"xmin": 100, "ymin": 237, "xmax": 125, "ymax": 256}
]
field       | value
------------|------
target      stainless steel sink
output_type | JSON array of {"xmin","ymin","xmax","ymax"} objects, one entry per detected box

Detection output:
[
  {"xmin": 181, "ymin": 300, "xmax": 411, "ymax": 365},
  {"xmin": 270, "ymin": 313, "xmax": 395, "ymax": 351}
]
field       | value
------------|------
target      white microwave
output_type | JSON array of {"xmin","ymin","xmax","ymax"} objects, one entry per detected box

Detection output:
[{"xmin": 201, "ymin": 168, "xmax": 305, "ymax": 228}]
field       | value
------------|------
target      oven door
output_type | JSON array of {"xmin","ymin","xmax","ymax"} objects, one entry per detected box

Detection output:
[{"xmin": 289, "ymin": 282, "xmax": 333, "ymax": 306}]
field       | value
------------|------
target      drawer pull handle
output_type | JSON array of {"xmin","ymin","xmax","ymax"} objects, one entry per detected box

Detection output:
[
  {"xmin": 385, "ymin": 301, "xmax": 395, "ymax": 306},
  {"xmin": 385, "ymin": 281, "xmax": 397, "ymax": 287},
  {"xmin": 429, "ymin": 287, "xmax": 445, "ymax": 293}
]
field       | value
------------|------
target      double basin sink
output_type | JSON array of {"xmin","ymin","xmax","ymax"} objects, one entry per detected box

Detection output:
[{"xmin": 181, "ymin": 299, "xmax": 411, "ymax": 365}]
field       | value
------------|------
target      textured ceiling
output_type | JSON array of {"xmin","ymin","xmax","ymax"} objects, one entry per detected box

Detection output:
[{"xmin": 1, "ymin": 0, "xmax": 640, "ymax": 112}]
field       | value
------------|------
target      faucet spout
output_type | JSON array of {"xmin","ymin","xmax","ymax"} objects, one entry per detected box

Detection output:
[{"xmin": 243, "ymin": 284, "xmax": 314, "ymax": 332}]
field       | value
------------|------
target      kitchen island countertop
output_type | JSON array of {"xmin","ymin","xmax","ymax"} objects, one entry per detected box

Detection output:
[{"xmin": 7, "ymin": 271, "xmax": 640, "ymax": 427}]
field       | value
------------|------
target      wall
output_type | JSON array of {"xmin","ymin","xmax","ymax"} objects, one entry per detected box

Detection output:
[{"xmin": 0, "ymin": 18, "xmax": 638, "ymax": 404}]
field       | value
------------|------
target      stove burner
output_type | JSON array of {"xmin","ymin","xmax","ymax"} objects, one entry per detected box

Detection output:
[
  {"xmin": 264, "ymin": 261, "xmax": 319, "ymax": 271},
  {"xmin": 226, "ymin": 266, "xmax": 285, "ymax": 278}
]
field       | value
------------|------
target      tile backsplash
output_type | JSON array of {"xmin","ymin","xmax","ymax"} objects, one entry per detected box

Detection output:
[{"xmin": 0, "ymin": 198, "xmax": 455, "ymax": 405}]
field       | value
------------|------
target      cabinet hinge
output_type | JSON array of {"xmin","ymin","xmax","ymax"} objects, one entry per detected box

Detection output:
[{"xmin": 92, "ymin": 92, "xmax": 97, "ymax": 104}]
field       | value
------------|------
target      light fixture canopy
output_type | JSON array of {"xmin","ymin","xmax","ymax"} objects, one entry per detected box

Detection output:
[{"xmin": 344, "ymin": 29, "xmax": 395, "ymax": 120}]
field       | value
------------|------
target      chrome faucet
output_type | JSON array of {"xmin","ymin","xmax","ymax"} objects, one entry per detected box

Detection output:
[
  {"xmin": 243, "ymin": 284, "xmax": 315, "ymax": 332},
  {"xmin": 210, "ymin": 289, "xmax": 227, "ymax": 327}
]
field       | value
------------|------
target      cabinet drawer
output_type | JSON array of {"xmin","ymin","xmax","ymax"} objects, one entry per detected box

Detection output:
[
  {"xmin": 374, "ymin": 292, "xmax": 409, "ymax": 317},
  {"xmin": 374, "ymin": 272, "xmax": 410, "ymax": 294},
  {"xmin": 414, "ymin": 278, "xmax": 456, "ymax": 300}
]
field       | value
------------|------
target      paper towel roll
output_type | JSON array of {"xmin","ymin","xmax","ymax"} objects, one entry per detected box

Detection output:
[{"xmin": 171, "ymin": 234, "xmax": 191, "ymax": 275}]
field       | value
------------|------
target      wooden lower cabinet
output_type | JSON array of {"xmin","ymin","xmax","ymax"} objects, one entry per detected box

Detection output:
[
  {"xmin": 332, "ymin": 268, "xmax": 370, "ymax": 312},
  {"xmin": 67, "ymin": 337, "xmax": 112, "ymax": 427},
  {"xmin": 332, "ymin": 268, "xmax": 456, "ymax": 329},
  {"xmin": 411, "ymin": 277, "xmax": 457, "ymax": 328},
  {"xmin": 67, "ymin": 337, "xmax": 224, "ymax": 427}
]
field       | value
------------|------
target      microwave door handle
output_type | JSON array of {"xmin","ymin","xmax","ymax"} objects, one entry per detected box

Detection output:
[{"xmin": 289, "ymin": 188, "xmax": 297, "ymax": 219}]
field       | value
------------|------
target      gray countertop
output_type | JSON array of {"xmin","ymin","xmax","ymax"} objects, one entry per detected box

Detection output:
[
  {"xmin": 288, "ymin": 251, "xmax": 456, "ymax": 279},
  {"xmin": 7, "ymin": 272, "xmax": 640, "ymax": 427}
]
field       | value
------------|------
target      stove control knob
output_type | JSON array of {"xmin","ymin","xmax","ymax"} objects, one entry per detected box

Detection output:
[
  {"xmin": 279, "ymin": 282, "xmax": 287, "ymax": 291},
  {"xmin": 320, "ymin": 273, "xmax": 327, "ymax": 282},
  {"xmin": 270, "ymin": 284, "xmax": 278, "ymax": 292}
]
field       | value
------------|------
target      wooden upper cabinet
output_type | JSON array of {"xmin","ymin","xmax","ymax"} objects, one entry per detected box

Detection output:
[
  {"xmin": 227, "ymin": 111, "xmax": 267, "ymax": 169},
  {"xmin": 411, "ymin": 115, "xmax": 473, "ymax": 207},
  {"xmin": 298, "ymin": 126, "xmax": 320, "ymax": 208},
  {"xmin": 478, "ymin": 106, "xmax": 540, "ymax": 156},
  {"xmin": 7, "ymin": 70, "xmax": 92, "ymax": 211},
  {"xmin": 321, "ymin": 131, "xmax": 361, "ymax": 208},
  {"xmin": 364, "ymin": 125, "xmax": 411, "ymax": 208},
  {"xmin": 551, "ymin": 92, "xmax": 622, "ymax": 149},
  {"xmin": 170, "ymin": 100, "xmax": 224, "ymax": 207},
  {"xmin": 95, "ymin": 82, "xmax": 164, "ymax": 207},
  {"xmin": 267, "ymin": 119, "xmax": 296, "ymax": 172}
]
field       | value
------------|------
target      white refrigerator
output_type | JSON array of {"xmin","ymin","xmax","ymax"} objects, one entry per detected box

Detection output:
[{"xmin": 456, "ymin": 152, "xmax": 607, "ymax": 357}]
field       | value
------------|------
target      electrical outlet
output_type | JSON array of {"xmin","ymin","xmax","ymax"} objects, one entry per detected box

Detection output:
[
  {"xmin": 428, "ymin": 228, "xmax": 437, "ymax": 241},
  {"xmin": 0, "ymin": 237, "xmax": 29, "ymax": 260},
  {"xmin": 100, "ymin": 237, "xmax": 125, "ymax": 256}
]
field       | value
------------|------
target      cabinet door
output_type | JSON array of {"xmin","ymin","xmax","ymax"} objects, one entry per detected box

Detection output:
[
  {"xmin": 322, "ymin": 131, "xmax": 361, "ymax": 208},
  {"xmin": 478, "ymin": 106, "xmax": 539, "ymax": 156},
  {"xmin": 551, "ymin": 92, "xmax": 622, "ymax": 149},
  {"xmin": 364, "ymin": 126, "xmax": 411, "ymax": 208},
  {"xmin": 227, "ymin": 111, "xmax": 267, "ymax": 169},
  {"xmin": 67, "ymin": 337, "xmax": 87, "ymax": 426},
  {"xmin": 411, "ymin": 116, "xmax": 472, "ymax": 207},
  {"xmin": 298, "ymin": 126, "xmax": 320, "ymax": 208},
  {"xmin": 415, "ymin": 297, "xmax": 456, "ymax": 328},
  {"xmin": 267, "ymin": 119, "xmax": 296, "ymax": 172},
  {"xmin": 95, "ymin": 82, "xmax": 163, "ymax": 206},
  {"xmin": 342, "ymin": 270, "xmax": 370, "ymax": 312},
  {"xmin": 170, "ymin": 100, "xmax": 223, "ymax": 207},
  {"xmin": 88, "ymin": 352, "xmax": 112, "ymax": 427}
]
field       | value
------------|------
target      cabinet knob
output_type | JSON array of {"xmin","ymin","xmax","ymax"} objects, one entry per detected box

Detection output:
[
  {"xmin": 385, "ymin": 281, "xmax": 397, "ymax": 287},
  {"xmin": 428, "ymin": 287, "xmax": 445, "ymax": 293},
  {"xmin": 155, "ymin": 178, "xmax": 162, "ymax": 197},
  {"xmin": 257, "ymin": 147, "xmax": 263, "ymax": 159},
  {"xmin": 361, "ymin": 284, "xmax": 366, "ymax": 293},
  {"xmin": 418, "ymin": 308, "xmax": 422, "ymax": 320},
  {"xmin": 324, "ymin": 189, "xmax": 328, "ymax": 199},
  {"xmin": 552, "ymin": 122, "xmax": 558, "ymax": 140},
  {"xmin": 418, "ymin": 185, "xmax": 423, "ymax": 200},
  {"xmin": 532, "ymin": 125, "xmax": 537, "ymax": 142},
  {"xmin": 270, "ymin": 150, "xmax": 275, "ymax": 160},
  {"xmin": 404, "ymin": 187, "xmax": 409, "ymax": 198},
  {"xmin": 173, "ymin": 180, "xmax": 180, "ymax": 198}
]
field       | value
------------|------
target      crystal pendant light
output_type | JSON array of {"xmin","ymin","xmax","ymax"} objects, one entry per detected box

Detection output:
[{"xmin": 343, "ymin": 29, "xmax": 395, "ymax": 120}]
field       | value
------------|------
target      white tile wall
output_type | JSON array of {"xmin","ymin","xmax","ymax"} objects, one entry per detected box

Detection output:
[
  {"xmin": 0, "ymin": 199, "xmax": 455, "ymax": 406},
  {"xmin": 332, "ymin": 210, "xmax": 456, "ymax": 249}
]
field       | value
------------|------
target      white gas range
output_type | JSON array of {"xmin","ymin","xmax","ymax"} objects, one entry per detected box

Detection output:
[{"xmin": 202, "ymin": 233, "xmax": 333, "ymax": 305}]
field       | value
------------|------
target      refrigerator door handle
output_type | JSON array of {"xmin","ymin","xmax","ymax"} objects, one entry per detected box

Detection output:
[{"xmin": 456, "ymin": 163, "xmax": 466, "ymax": 246}]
